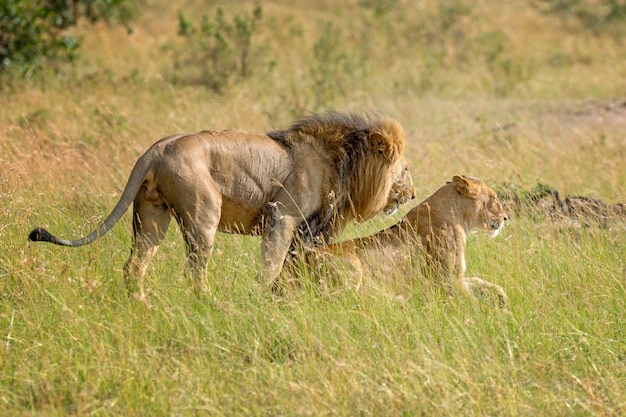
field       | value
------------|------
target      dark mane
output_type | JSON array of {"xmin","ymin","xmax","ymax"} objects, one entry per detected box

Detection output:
[{"xmin": 267, "ymin": 111, "xmax": 389, "ymax": 246}]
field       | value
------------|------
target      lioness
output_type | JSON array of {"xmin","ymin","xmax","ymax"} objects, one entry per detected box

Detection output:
[
  {"xmin": 307, "ymin": 175, "xmax": 508, "ymax": 305},
  {"xmin": 29, "ymin": 112, "xmax": 414, "ymax": 297}
]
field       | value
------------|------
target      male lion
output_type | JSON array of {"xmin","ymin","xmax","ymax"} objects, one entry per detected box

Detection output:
[
  {"xmin": 29, "ymin": 112, "xmax": 414, "ymax": 297},
  {"xmin": 305, "ymin": 175, "xmax": 508, "ymax": 306}
]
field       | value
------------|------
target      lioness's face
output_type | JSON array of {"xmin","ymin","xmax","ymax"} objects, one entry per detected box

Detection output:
[
  {"xmin": 384, "ymin": 157, "xmax": 415, "ymax": 215},
  {"xmin": 478, "ymin": 185, "xmax": 508, "ymax": 237}
]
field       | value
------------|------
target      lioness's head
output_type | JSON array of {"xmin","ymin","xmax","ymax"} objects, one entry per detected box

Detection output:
[
  {"xmin": 452, "ymin": 175, "xmax": 508, "ymax": 237},
  {"xmin": 384, "ymin": 155, "xmax": 416, "ymax": 215}
]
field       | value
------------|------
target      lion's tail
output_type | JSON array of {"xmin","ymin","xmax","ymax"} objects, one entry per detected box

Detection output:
[{"xmin": 28, "ymin": 149, "xmax": 154, "ymax": 247}]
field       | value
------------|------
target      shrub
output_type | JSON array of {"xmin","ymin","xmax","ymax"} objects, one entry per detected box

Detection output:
[
  {"xmin": 0, "ymin": 0, "xmax": 133, "ymax": 76},
  {"xmin": 537, "ymin": 0, "xmax": 626, "ymax": 33},
  {"xmin": 175, "ymin": 6, "xmax": 263, "ymax": 92}
]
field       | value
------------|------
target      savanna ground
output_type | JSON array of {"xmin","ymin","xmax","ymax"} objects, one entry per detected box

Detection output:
[{"xmin": 1, "ymin": 0, "xmax": 625, "ymax": 415}]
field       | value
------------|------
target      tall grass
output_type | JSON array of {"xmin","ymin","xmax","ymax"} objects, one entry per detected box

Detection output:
[{"xmin": 1, "ymin": 0, "xmax": 625, "ymax": 415}]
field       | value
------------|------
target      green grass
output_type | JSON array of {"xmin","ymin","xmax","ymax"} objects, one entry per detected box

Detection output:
[
  {"xmin": 1, "ymin": 0, "xmax": 626, "ymax": 415},
  {"xmin": 2, "ymin": 217, "xmax": 625, "ymax": 415}
]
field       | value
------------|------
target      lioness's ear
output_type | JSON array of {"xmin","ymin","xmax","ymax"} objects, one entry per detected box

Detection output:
[
  {"xmin": 453, "ymin": 175, "xmax": 480, "ymax": 199},
  {"xmin": 370, "ymin": 131, "xmax": 394, "ymax": 159}
]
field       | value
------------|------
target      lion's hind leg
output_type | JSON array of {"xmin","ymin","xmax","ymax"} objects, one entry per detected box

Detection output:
[
  {"xmin": 176, "ymin": 221, "xmax": 219, "ymax": 298},
  {"xmin": 159, "ymin": 167, "xmax": 222, "ymax": 297},
  {"xmin": 322, "ymin": 246, "xmax": 364, "ymax": 292},
  {"xmin": 173, "ymin": 204, "xmax": 221, "ymax": 297},
  {"xmin": 124, "ymin": 193, "xmax": 172, "ymax": 302},
  {"xmin": 461, "ymin": 276, "xmax": 508, "ymax": 307},
  {"xmin": 308, "ymin": 248, "xmax": 364, "ymax": 293}
]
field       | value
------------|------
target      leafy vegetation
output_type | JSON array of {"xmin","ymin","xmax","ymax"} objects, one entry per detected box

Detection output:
[
  {"xmin": 1, "ymin": 0, "xmax": 625, "ymax": 415},
  {"xmin": 537, "ymin": 0, "xmax": 626, "ymax": 33},
  {"xmin": 0, "ymin": 0, "xmax": 133, "ymax": 76},
  {"xmin": 174, "ymin": 6, "xmax": 263, "ymax": 91}
]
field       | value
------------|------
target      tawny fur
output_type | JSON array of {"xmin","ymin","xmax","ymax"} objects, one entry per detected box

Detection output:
[
  {"xmin": 29, "ymin": 112, "xmax": 414, "ymax": 298},
  {"xmin": 304, "ymin": 175, "xmax": 508, "ymax": 306}
]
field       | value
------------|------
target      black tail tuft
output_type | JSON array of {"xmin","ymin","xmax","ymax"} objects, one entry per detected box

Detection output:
[{"xmin": 29, "ymin": 227, "xmax": 53, "ymax": 242}]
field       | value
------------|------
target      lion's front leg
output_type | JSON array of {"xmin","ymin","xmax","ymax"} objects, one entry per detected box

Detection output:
[{"xmin": 260, "ymin": 205, "xmax": 300, "ymax": 291}]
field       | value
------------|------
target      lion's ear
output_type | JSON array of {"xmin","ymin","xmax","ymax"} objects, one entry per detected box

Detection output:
[
  {"xmin": 453, "ymin": 175, "xmax": 480, "ymax": 199},
  {"xmin": 370, "ymin": 131, "xmax": 394, "ymax": 159}
]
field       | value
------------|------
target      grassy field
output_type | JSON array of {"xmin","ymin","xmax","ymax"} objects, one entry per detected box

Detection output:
[{"xmin": 1, "ymin": 0, "xmax": 625, "ymax": 415}]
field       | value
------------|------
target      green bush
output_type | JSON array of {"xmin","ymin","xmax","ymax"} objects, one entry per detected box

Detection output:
[
  {"xmin": 175, "ymin": 6, "xmax": 263, "ymax": 92},
  {"xmin": 537, "ymin": 0, "xmax": 626, "ymax": 32},
  {"xmin": 0, "ymin": 0, "xmax": 132, "ymax": 75}
]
